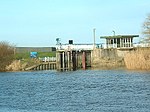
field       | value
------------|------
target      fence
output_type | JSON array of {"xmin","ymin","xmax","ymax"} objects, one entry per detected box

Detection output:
[{"xmin": 39, "ymin": 57, "xmax": 56, "ymax": 62}]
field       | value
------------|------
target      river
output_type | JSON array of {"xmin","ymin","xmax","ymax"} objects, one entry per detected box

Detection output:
[{"xmin": 0, "ymin": 70, "xmax": 150, "ymax": 112}]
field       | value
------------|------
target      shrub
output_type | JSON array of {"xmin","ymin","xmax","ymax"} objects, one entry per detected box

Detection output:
[{"xmin": 0, "ymin": 41, "xmax": 15, "ymax": 71}]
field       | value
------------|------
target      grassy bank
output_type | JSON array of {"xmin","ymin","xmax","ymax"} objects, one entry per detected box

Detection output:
[
  {"xmin": 15, "ymin": 52, "xmax": 56, "ymax": 60},
  {"xmin": 6, "ymin": 52, "xmax": 56, "ymax": 71}
]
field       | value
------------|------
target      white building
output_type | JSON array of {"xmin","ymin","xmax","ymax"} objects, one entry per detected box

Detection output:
[{"xmin": 56, "ymin": 44, "xmax": 100, "ymax": 51}]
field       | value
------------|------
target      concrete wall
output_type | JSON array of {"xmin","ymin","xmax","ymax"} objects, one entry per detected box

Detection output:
[
  {"xmin": 101, "ymin": 49, "xmax": 118, "ymax": 59},
  {"xmin": 91, "ymin": 47, "xmax": 150, "ymax": 70},
  {"xmin": 91, "ymin": 48, "xmax": 127, "ymax": 69},
  {"xmin": 92, "ymin": 48, "xmax": 133, "ymax": 59}
]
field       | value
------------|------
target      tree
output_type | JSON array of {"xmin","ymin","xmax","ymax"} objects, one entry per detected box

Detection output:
[
  {"xmin": 142, "ymin": 14, "xmax": 150, "ymax": 44},
  {"xmin": 0, "ymin": 41, "xmax": 14, "ymax": 71}
]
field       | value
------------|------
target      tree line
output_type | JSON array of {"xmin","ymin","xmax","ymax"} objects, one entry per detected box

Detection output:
[{"xmin": 142, "ymin": 14, "xmax": 150, "ymax": 44}]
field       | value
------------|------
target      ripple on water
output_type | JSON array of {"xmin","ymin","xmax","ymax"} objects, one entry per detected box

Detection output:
[{"xmin": 0, "ymin": 70, "xmax": 150, "ymax": 112}]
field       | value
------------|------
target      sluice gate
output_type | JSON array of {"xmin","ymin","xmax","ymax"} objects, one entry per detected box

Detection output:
[{"xmin": 56, "ymin": 50, "xmax": 91, "ymax": 71}]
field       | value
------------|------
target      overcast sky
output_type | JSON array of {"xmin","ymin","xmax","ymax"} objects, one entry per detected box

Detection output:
[{"xmin": 0, "ymin": 0, "xmax": 150, "ymax": 47}]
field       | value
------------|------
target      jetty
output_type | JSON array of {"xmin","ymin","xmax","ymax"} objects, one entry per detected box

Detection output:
[{"xmin": 25, "ymin": 62, "xmax": 56, "ymax": 71}]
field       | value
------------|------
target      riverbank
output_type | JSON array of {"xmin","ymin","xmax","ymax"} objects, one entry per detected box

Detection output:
[
  {"xmin": 4, "ymin": 47, "xmax": 150, "ymax": 72},
  {"xmin": 6, "ymin": 59, "xmax": 41, "ymax": 71},
  {"xmin": 124, "ymin": 47, "xmax": 150, "ymax": 70}
]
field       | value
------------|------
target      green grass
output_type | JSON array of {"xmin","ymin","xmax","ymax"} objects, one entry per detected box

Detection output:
[
  {"xmin": 38, "ymin": 52, "xmax": 56, "ymax": 58},
  {"xmin": 15, "ymin": 52, "xmax": 56, "ymax": 60},
  {"xmin": 14, "ymin": 52, "xmax": 56, "ymax": 68}
]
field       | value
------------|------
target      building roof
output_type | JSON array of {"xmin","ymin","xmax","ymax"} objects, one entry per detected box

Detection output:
[{"xmin": 100, "ymin": 35, "xmax": 139, "ymax": 39}]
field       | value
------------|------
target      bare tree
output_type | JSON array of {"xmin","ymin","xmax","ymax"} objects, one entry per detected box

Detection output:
[
  {"xmin": 0, "ymin": 41, "xmax": 14, "ymax": 71},
  {"xmin": 142, "ymin": 14, "xmax": 150, "ymax": 44}
]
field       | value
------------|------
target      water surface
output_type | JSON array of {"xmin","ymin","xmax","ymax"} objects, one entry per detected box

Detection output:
[{"xmin": 0, "ymin": 70, "xmax": 150, "ymax": 112}]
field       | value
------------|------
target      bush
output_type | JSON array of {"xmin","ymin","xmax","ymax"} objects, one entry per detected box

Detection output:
[{"xmin": 0, "ymin": 41, "xmax": 15, "ymax": 71}]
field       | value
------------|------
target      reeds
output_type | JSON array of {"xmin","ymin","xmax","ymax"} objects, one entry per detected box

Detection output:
[{"xmin": 124, "ymin": 47, "xmax": 150, "ymax": 70}]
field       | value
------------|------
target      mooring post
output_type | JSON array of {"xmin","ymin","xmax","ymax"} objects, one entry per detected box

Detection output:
[
  {"xmin": 76, "ymin": 52, "xmax": 78, "ymax": 69},
  {"xmin": 67, "ymin": 51, "xmax": 70, "ymax": 71},
  {"xmin": 82, "ymin": 51, "xmax": 86, "ymax": 70},
  {"xmin": 56, "ymin": 51, "xmax": 61, "ymax": 71},
  {"xmin": 62, "ymin": 52, "xmax": 65, "ymax": 71}
]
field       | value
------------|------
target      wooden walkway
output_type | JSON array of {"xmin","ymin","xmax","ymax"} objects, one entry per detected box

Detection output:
[{"xmin": 25, "ymin": 62, "xmax": 56, "ymax": 71}]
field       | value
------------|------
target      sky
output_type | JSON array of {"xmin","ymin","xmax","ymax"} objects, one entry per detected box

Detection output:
[{"xmin": 0, "ymin": 0, "xmax": 150, "ymax": 47}]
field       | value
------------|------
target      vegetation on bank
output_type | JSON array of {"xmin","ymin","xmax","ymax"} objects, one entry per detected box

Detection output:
[
  {"xmin": 142, "ymin": 13, "xmax": 150, "ymax": 44},
  {"xmin": 0, "ymin": 41, "xmax": 56, "ymax": 71},
  {"xmin": 0, "ymin": 42, "xmax": 15, "ymax": 71},
  {"xmin": 6, "ymin": 51, "xmax": 56, "ymax": 71},
  {"xmin": 15, "ymin": 52, "xmax": 56, "ymax": 60},
  {"xmin": 124, "ymin": 48, "xmax": 150, "ymax": 70}
]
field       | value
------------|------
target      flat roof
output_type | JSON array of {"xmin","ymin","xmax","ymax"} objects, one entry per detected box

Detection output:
[{"xmin": 100, "ymin": 35, "xmax": 139, "ymax": 39}]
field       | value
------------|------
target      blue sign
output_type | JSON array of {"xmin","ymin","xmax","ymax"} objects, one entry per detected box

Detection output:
[{"xmin": 30, "ymin": 52, "xmax": 38, "ymax": 58}]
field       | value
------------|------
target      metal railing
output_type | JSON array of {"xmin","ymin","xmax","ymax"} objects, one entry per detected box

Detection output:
[{"xmin": 39, "ymin": 57, "xmax": 56, "ymax": 62}]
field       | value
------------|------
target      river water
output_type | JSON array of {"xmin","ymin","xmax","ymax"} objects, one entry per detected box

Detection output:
[{"xmin": 0, "ymin": 70, "xmax": 150, "ymax": 112}]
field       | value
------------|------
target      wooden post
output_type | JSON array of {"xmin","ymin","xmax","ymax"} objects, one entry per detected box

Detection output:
[
  {"xmin": 72, "ymin": 51, "xmax": 76, "ymax": 71},
  {"xmin": 82, "ymin": 51, "xmax": 86, "ymax": 70},
  {"xmin": 62, "ymin": 52, "xmax": 65, "ymax": 71},
  {"xmin": 76, "ymin": 52, "xmax": 78, "ymax": 69}
]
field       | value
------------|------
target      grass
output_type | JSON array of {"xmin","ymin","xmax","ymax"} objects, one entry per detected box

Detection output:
[
  {"xmin": 15, "ymin": 51, "xmax": 56, "ymax": 60},
  {"xmin": 14, "ymin": 52, "xmax": 56, "ymax": 68}
]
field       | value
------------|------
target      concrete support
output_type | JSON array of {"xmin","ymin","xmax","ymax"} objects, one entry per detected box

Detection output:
[
  {"xmin": 120, "ymin": 38, "xmax": 122, "ymax": 48},
  {"xmin": 124, "ymin": 38, "xmax": 126, "ymax": 47},
  {"xmin": 106, "ymin": 39, "xmax": 108, "ymax": 48},
  {"xmin": 129, "ymin": 38, "xmax": 132, "ymax": 47},
  {"xmin": 112, "ymin": 39, "xmax": 113, "ymax": 44}
]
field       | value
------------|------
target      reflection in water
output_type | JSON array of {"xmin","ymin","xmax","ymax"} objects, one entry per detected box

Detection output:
[{"xmin": 0, "ymin": 70, "xmax": 150, "ymax": 112}]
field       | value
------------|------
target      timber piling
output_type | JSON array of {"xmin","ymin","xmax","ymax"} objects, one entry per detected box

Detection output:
[
  {"xmin": 56, "ymin": 50, "xmax": 91, "ymax": 71},
  {"xmin": 25, "ymin": 62, "xmax": 56, "ymax": 71}
]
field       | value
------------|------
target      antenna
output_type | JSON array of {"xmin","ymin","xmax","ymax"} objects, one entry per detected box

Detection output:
[
  {"xmin": 56, "ymin": 38, "xmax": 61, "ymax": 49},
  {"xmin": 112, "ymin": 30, "xmax": 115, "ymax": 36},
  {"xmin": 93, "ymin": 28, "xmax": 96, "ymax": 48}
]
